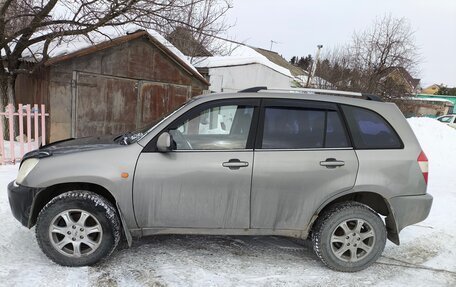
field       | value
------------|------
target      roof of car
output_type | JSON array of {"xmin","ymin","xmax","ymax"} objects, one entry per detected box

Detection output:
[{"xmin": 192, "ymin": 90, "xmax": 392, "ymax": 110}]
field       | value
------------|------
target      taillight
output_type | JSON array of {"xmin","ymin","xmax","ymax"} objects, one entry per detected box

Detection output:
[{"xmin": 418, "ymin": 151, "xmax": 429, "ymax": 184}]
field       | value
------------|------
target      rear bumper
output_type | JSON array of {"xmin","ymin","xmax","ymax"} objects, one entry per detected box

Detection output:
[
  {"xmin": 389, "ymin": 193, "xmax": 433, "ymax": 233},
  {"xmin": 7, "ymin": 181, "xmax": 43, "ymax": 227}
]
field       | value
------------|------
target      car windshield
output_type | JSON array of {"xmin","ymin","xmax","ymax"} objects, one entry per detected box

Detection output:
[{"xmin": 113, "ymin": 100, "xmax": 191, "ymax": 145}]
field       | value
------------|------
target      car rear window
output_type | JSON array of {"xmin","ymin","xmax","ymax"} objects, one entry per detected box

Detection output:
[
  {"xmin": 341, "ymin": 105, "xmax": 402, "ymax": 149},
  {"xmin": 261, "ymin": 107, "xmax": 349, "ymax": 149}
]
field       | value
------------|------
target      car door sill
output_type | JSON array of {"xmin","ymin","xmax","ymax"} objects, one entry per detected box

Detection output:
[{"xmin": 139, "ymin": 227, "xmax": 307, "ymax": 238}]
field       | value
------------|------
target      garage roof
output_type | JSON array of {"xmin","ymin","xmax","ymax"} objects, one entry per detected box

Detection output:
[{"xmin": 18, "ymin": 25, "xmax": 208, "ymax": 85}]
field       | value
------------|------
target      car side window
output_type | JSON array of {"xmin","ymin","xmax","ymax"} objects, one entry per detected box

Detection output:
[
  {"xmin": 341, "ymin": 105, "xmax": 402, "ymax": 149},
  {"xmin": 438, "ymin": 116, "xmax": 452, "ymax": 123},
  {"xmin": 326, "ymin": 111, "xmax": 350, "ymax": 148},
  {"xmin": 169, "ymin": 104, "xmax": 254, "ymax": 150},
  {"xmin": 261, "ymin": 107, "xmax": 350, "ymax": 149}
]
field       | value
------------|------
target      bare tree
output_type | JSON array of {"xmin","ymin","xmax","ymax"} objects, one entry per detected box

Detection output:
[
  {"xmin": 315, "ymin": 47, "xmax": 352, "ymax": 90},
  {"xmin": 0, "ymin": 0, "xmax": 224, "ymax": 109},
  {"xmin": 315, "ymin": 15, "xmax": 420, "ymax": 100},
  {"xmin": 162, "ymin": 0, "xmax": 233, "ymax": 60},
  {"xmin": 0, "ymin": 0, "xmax": 34, "ymax": 108},
  {"xmin": 349, "ymin": 14, "xmax": 419, "ymax": 97}
]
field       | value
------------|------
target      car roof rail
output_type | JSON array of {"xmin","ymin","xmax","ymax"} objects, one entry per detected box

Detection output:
[
  {"xmin": 238, "ymin": 86, "xmax": 383, "ymax": 102},
  {"xmin": 361, "ymin": 93, "xmax": 383, "ymax": 101},
  {"xmin": 238, "ymin": 86, "xmax": 268, "ymax": 93}
]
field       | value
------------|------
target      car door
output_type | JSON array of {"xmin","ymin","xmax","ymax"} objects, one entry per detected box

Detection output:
[
  {"xmin": 250, "ymin": 99, "xmax": 359, "ymax": 230},
  {"xmin": 133, "ymin": 99, "xmax": 259, "ymax": 229}
]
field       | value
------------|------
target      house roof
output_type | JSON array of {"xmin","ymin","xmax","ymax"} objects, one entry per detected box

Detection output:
[
  {"xmin": 193, "ymin": 55, "xmax": 292, "ymax": 78},
  {"xmin": 17, "ymin": 25, "xmax": 208, "ymax": 85},
  {"xmin": 407, "ymin": 97, "xmax": 454, "ymax": 105},
  {"xmin": 423, "ymin": 84, "xmax": 442, "ymax": 90},
  {"xmin": 252, "ymin": 48, "xmax": 307, "ymax": 77},
  {"xmin": 192, "ymin": 43, "xmax": 293, "ymax": 78},
  {"xmin": 384, "ymin": 66, "xmax": 420, "ymax": 89}
]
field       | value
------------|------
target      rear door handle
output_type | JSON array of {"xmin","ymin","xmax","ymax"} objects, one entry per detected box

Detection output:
[
  {"xmin": 222, "ymin": 159, "xmax": 249, "ymax": 170},
  {"xmin": 320, "ymin": 158, "xmax": 345, "ymax": 168}
]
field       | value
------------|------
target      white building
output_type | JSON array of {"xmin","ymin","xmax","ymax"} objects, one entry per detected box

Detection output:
[{"xmin": 193, "ymin": 45, "xmax": 294, "ymax": 92}]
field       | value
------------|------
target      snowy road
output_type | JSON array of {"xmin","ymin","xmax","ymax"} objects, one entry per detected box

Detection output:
[{"xmin": 0, "ymin": 118, "xmax": 455, "ymax": 287}]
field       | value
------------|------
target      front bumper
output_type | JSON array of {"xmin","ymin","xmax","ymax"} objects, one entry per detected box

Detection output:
[{"xmin": 7, "ymin": 181, "xmax": 43, "ymax": 227}]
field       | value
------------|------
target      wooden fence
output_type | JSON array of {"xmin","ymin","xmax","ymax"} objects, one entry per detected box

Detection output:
[{"xmin": 0, "ymin": 104, "xmax": 48, "ymax": 164}]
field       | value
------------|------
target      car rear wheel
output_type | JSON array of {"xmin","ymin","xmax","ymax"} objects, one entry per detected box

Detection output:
[
  {"xmin": 36, "ymin": 191, "xmax": 121, "ymax": 266},
  {"xmin": 311, "ymin": 202, "xmax": 386, "ymax": 272}
]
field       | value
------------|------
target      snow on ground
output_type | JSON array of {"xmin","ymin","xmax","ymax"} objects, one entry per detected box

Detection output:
[{"xmin": 0, "ymin": 118, "xmax": 455, "ymax": 286}]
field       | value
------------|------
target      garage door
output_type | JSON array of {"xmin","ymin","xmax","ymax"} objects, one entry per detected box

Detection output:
[
  {"xmin": 137, "ymin": 81, "xmax": 190, "ymax": 128},
  {"xmin": 76, "ymin": 73, "xmax": 191, "ymax": 137},
  {"xmin": 76, "ymin": 73, "xmax": 138, "ymax": 137}
]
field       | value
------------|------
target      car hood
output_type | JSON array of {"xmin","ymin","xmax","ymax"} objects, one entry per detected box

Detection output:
[{"xmin": 22, "ymin": 135, "xmax": 120, "ymax": 161}]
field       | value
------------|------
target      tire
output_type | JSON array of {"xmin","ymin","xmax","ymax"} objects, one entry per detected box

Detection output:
[
  {"xmin": 35, "ymin": 191, "xmax": 121, "ymax": 266},
  {"xmin": 311, "ymin": 202, "xmax": 386, "ymax": 272}
]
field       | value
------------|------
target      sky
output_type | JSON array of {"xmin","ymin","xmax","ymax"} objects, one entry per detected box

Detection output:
[{"xmin": 225, "ymin": 0, "xmax": 456, "ymax": 88}]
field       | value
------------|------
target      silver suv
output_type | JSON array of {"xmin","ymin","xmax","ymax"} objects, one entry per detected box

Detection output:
[{"xmin": 8, "ymin": 88, "xmax": 432, "ymax": 272}]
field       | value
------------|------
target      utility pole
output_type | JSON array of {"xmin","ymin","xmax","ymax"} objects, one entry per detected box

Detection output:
[{"xmin": 306, "ymin": 44, "xmax": 323, "ymax": 87}]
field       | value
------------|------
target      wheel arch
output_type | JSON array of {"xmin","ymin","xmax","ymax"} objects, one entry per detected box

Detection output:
[
  {"xmin": 29, "ymin": 182, "xmax": 117, "ymax": 228},
  {"xmin": 310, "ymin": 191, "xmax": 400, "ymax": 245}
]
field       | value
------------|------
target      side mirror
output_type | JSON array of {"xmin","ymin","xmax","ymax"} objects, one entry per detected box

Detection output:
[{"xmin": 156, "ymin": 132, "xmax": 174, "ymax": 152}]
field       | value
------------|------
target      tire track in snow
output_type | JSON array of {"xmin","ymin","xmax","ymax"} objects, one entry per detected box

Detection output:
[{"xmin": 378, "ymin": 255, "xmax": 456, "ymax": 275}]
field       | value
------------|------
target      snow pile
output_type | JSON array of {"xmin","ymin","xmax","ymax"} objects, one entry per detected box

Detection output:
[
  {"xmin": 0, "ymin": 117, "xmax": 455, "ymax": 286},
  {"xmin": 386, "ymin": 117, "xmax": 456, "ymax": 272},
  {"xmin": 407, "ymin": 117, "xmax": 456, "ymax": 177}
]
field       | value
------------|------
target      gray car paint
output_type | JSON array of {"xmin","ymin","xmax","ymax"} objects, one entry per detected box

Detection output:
[
  {"xmin": 251, "ymin": 149, "xmax": 358, "ymax": 230},
  {"xmin": 22, "ymin": 143, "xmax": 143, "ymax": 229},
  {"xmin": 134, "ymin": 150, "xmax": 253, "ymax": 229},
  {"xmin": 19, "ymin": 92, "xmax": 431, "ymax": 243}
]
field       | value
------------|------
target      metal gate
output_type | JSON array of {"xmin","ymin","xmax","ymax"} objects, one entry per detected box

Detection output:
[{"xmin": 74, "ymin": 72, "xmax": 191, "ymax": 137}]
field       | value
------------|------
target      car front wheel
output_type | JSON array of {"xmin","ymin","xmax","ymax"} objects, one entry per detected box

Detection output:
[
  {"xmin": 311, "ymin": 202, "xmax": 386, "ymax": 272},
  {"xmin": 35, "ymin": 191, "xmax": 121, "ymax": 266}
]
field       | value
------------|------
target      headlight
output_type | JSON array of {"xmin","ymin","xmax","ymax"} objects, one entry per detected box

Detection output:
[{"xmin": 16, "ymin": 158, "xmax": 39, "ymax": 185}]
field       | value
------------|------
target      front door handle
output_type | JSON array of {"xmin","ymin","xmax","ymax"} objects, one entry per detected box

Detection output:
[
  {"xmin": 320, "ymin": 158, "xmax": 345, "ymax": 168},
  {"xmin": 222, "ymin": 159, "xmax": 249, "ymax": 170}
]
